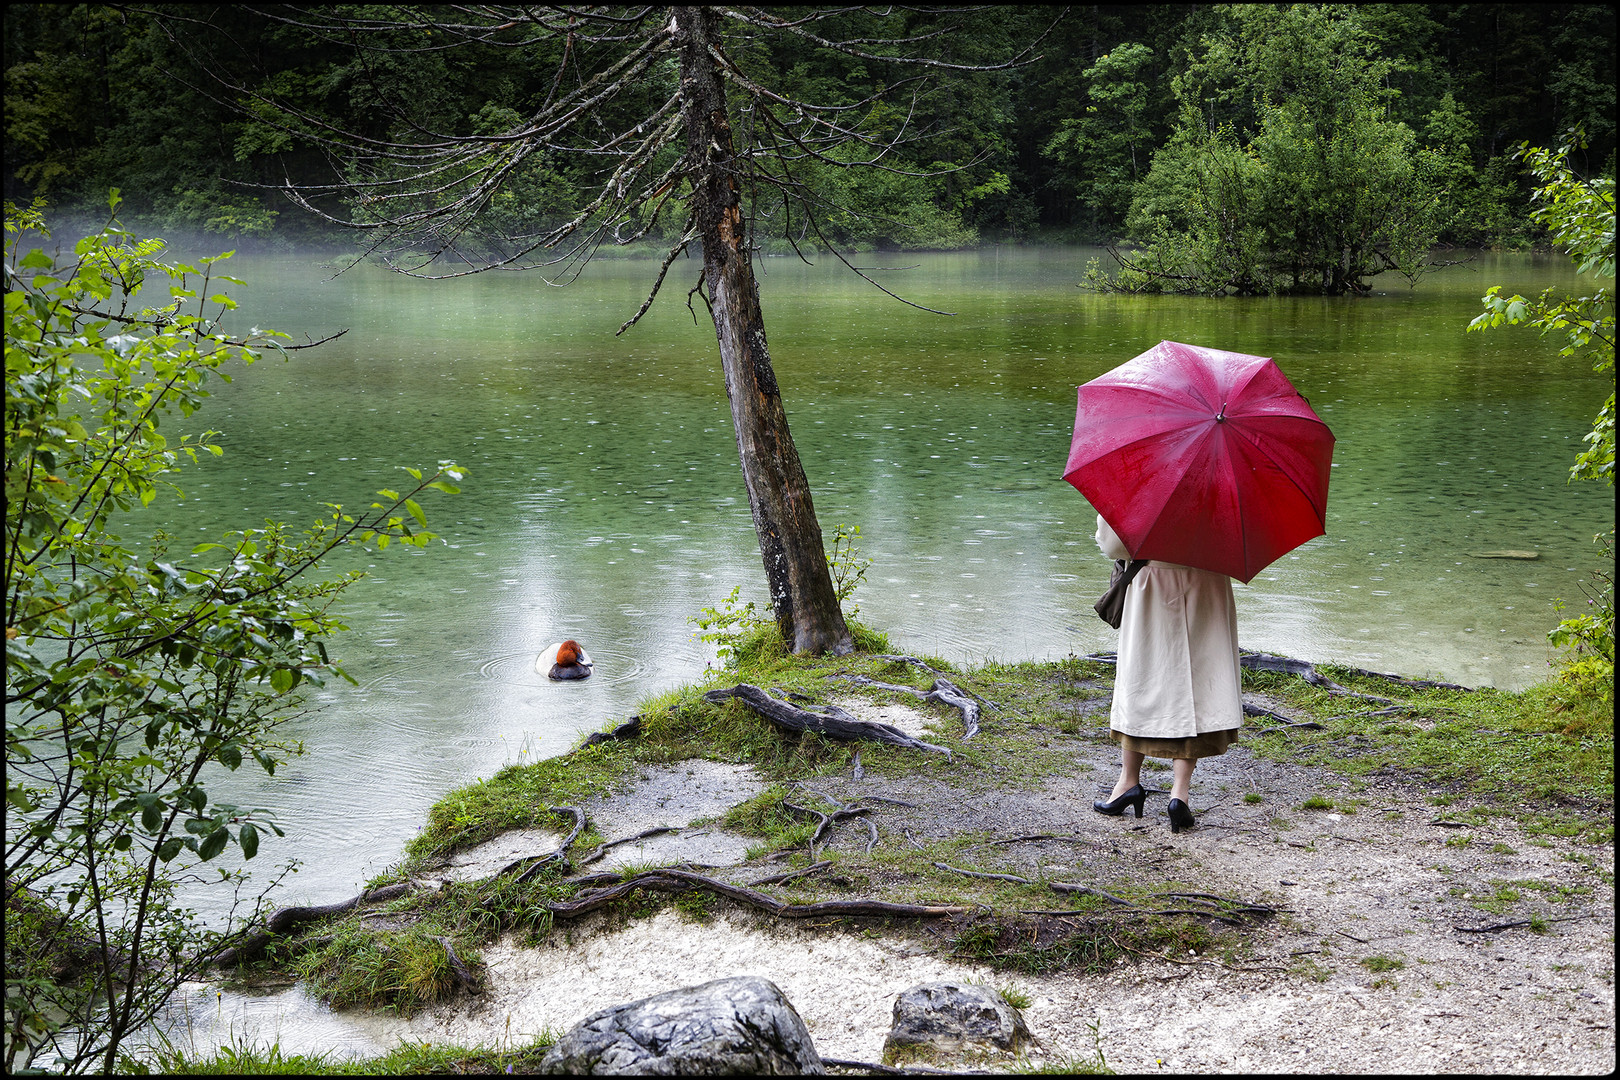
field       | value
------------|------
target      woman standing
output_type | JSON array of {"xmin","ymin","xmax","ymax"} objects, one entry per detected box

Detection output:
[{"xmin": 1091, "ymin": 514, "xmax": 1242, "ymax": 832}]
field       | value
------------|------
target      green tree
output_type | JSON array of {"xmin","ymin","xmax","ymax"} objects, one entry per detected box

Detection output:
[
  {"xmin": 3, "ymin": 194, "xmax": 462, "ymax": 1072},
  {"xmin": 1103, "ymin": 4, "xmax": 1449, "ymax": 295},
  {"xmin": 1469, "ymin": 130, "xmax": 1614, "ymax": 678},
  {"xmin": 1042, "ymin": 42, "xmax": 1157, "ymax": 232}
]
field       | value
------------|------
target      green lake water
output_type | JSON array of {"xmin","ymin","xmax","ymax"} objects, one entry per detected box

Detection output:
[{"xmin": 120, "ymin": 245, "xmax": 1610, "ymax": 932}]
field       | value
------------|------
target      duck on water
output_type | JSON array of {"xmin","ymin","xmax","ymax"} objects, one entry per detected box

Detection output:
[{"xmin": 537, "ymin": 640, "xmax": 593, "ymax": 680}]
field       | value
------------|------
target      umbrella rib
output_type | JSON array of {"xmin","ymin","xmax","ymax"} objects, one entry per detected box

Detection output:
[{"xmin": 1229, "ymin": 423, "xmax": 1332, "ymax": 520}]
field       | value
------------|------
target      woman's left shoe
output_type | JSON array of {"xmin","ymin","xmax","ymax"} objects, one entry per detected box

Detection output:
[{"xmin": 1168, "ymin": 798, "xmax": 1196, "ymax": 833}]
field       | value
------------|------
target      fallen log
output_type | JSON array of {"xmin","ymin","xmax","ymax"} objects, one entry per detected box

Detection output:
[
  {"xmin": 834, "ymin": 674, "xmax": 982, "ymax": 738},
  {"xmin": 703, "ymin": 684, "xmax": 953, "ymax": 758}
]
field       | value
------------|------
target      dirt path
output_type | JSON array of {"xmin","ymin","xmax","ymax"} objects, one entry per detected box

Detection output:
[{"xmin": 397, "ymin": 692, "xmax": 1613, "ymax": 1073}]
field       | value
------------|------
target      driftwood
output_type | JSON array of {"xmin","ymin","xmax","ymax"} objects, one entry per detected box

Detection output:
[
  {"xmin": 833, "ymin": 674, "xmax": 981, "ymax": 738},
  {"xmin": 544, "ymin": 867, "xmax": 972, "ymax": 920},
  {"xmin": 872, "ymin": 654, "xmax": 1002, "ymax": 713},
  {"xmin": 1240, "ymin": 652, "xmax": 1399, "ymax": 704},
  {"xmin": 704, "ymin": 684, "xmax": 953, "ymax": 758}
]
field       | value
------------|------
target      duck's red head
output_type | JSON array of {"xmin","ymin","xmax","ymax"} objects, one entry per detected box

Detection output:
[{"xmin": 555, "ymin": 639, "xmax": 583, "ymax": 666}]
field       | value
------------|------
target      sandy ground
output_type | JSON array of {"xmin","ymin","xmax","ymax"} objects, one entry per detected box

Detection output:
[{"xmin": 373, "ymin": 699, "xmax": 1614, "ymax": 1074}]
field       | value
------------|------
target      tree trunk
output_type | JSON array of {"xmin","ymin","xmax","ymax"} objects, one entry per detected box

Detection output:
[{"xmin": 673, "ymin": 7, "xmax": 852, "ymax": 655}]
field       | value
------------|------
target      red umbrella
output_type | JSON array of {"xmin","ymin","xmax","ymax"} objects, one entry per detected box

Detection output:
[{"xmin": 1063, "ymin": 340, "xmax": 1335, "ymax": 583}]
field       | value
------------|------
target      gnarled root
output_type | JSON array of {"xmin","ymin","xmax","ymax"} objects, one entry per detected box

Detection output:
[
  {"xmin": 703, "ymin": 683, "xmax": 953, "ymax": 757},
  {"xmin": 833, "ymin": 674, "xmax": 982, "ymax": 738}
]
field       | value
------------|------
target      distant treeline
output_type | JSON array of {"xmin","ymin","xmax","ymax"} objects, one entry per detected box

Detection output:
[{"xmin": 4, "ymin": 4, "xmax": 1614, "ymax": 252}]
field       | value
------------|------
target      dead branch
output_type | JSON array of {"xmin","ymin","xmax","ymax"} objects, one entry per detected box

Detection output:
[
  {"xmin": 868, "ymin": 656, "xmax": 1001, "ymax": 714},
  {"xmin": 704, "ymin": 683, "xmax": 953, "ymax": 757},
  {"xmin": 834, "ymin": 674, "xmax": 982, "ymax": 738},
  {"xmin": 544, "ymin": 868, "xmax": 972, "ymax": 920},
  {"xmin": 820, "ymin": 1057, "xmax": 908, "ymax": 1076},
  {"xmin": 784, "ymin": 801, "xmax": 871, "ymax": 859},
  {"xmin": 1340, "ymin": 666, "xmax": 1473, "ymax": 692},
  {"xmin": 1253, "ymin": 719, "xmax": 1326, "ymax": 734}
]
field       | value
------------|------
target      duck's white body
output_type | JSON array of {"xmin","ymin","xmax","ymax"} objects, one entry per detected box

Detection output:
[{"xmin": 536, "ymin": 640, "xmax": 593, "ymax": 679}]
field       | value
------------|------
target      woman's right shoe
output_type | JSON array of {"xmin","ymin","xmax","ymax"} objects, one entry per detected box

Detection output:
[
  {"xmin": 1093, "ymin": 783, "xmax": 1148, "ymax": 818},
  {"xmin": 1168, "ymin": 798, "xmax": 1196, "ymax": 833}
]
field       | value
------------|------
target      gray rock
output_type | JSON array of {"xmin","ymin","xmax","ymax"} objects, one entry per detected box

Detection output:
[
  {"xmin": 884, "ymin": 981, "xmax": 1031, "ymax": 1057},
  {"xmin": 538, "ymin": 975, "xmax": 825, "ymax": 1075}
]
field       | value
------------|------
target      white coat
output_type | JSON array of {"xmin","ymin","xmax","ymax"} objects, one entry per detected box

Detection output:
[{"xmin": 1095, "ymin": 514, "xmax": 1242, "ymax": 739}]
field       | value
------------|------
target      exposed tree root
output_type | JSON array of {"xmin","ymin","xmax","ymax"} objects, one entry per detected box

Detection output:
[
  {"xmin": 215, "ymin": 884, "xmax": 403, "ymax": 967},
  {"xmin": 433, "ymin": 935, "xmax": 480, "ymax": 992},
  {"xmin": 579, "ymin": 714, "xmax": 644, "ymax": 748},
  {"xmin": 833, "ymin": 673, "xmax": 982, "ymax": 738},
  {"xmin": 1241, "ymin": 652, "xmax": 1397, "ymax": 703},
  {"xmin": 704, "ymin": 683, "xmax": 953, "ymax": 757},
  {"xmin": 544, "ymin": 867, "xmax": 972, "ymax": 920},
  {"xmin": 492, "ymin": 806, "xmax": 587, "ymax": 883},
  {"xmin": 576, "ymin": 826, "xmax": 679, "ymax": 868},
  {"xmin": 783, "ymin": 800, "xmax": 872, "ymax": 859},
  {"xmin": 748, "ymin": 860, "xmax": 833, "ymax": 887},
  {"xmin": 1454, "ymin": 914, "xmax": 1592, "ymax": 934}
]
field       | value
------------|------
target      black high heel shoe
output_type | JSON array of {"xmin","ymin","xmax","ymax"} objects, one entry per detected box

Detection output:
[
  {"xmin": 1093, "ymin": 783, "xmax": 1148, "ymax": 818},
  {"xmin": 1168, "ymin": 798, "xmax": 1196, "ymax": 833}
]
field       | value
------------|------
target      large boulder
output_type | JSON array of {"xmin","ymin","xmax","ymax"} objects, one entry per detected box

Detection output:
[
  {"xmin": 884, "ymin": 981, "xmax": 1031, "ymax": 1058},
  {"xmin": 538, "ymin": 975, "xmax": 825, "ymax": 1075}
]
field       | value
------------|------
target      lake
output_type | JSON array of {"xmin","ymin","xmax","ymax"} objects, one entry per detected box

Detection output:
[{"xmin": 121, "ymin": 243, "xmax": 1611, "ymax": 920}]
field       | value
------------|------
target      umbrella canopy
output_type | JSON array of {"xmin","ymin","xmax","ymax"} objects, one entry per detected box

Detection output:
[{"xmin": 1063, "ymin": 340, "xmax": 1335, "ymax": 583}]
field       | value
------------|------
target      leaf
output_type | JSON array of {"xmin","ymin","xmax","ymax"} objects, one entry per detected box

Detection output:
[
  {"xmin": 197, "ymin": 827, "xmax": 229, "ymax": 861},
  {"xmin": 156, "ymin": 839, "xmax": 183, "ymax": 863},
  {"xmin": 405, "ymin": 498, "xmax": 427, "ymax": 528},
  {"xmin": 269, "ymin": 666, "xmax": 296, "ymax": 694},
  {"xmin": 142, "ymin": 804, "xmax": 162, "ymax": 832},
  {"xmin": 238, "ymin": 822, "xmax": 259, "ymax": 859}
]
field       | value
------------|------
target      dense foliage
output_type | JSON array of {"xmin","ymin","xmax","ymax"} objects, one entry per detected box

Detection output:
[
  {"xmin": 1468, "ymin": 131, "xmax": 1614, "ymax": 685},
  {"xmin": 3, "ymin": 195, "xmax": 461, "ymax": 1072},
  {"xmin": 3, "ymin": 4, "xmax": 1614, "ymax": 268}
]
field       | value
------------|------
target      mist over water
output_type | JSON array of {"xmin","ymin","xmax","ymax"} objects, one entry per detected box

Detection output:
[{"xmin": 103, "ymin": 245, "xmax": 1610, "ymax": 929}]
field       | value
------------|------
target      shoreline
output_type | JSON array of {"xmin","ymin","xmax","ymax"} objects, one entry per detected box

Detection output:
[{"xmin": 169, "ymin": 636, "xmax": 1614, "ymax": 1074}]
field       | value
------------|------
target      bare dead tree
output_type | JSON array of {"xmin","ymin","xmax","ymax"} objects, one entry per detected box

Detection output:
[{"xmin": 149, "ymin": 4, "xmax": 1055, "ymax": 654}]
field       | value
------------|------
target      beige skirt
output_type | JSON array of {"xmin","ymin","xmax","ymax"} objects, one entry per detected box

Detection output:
[{"xmin": 1111, "ymin": 727, "xmax": 1240, "ymax": 760}]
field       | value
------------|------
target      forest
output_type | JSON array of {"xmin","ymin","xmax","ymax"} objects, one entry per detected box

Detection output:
[{"xmin": 4, "ymin": 4, "xmax": 1615, "ymax": 271}]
